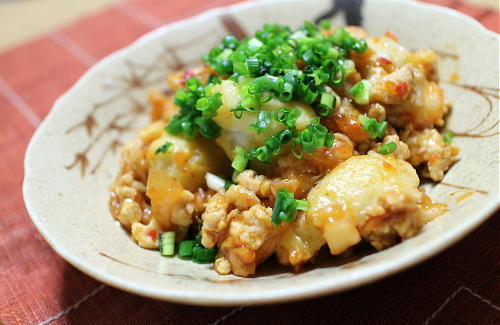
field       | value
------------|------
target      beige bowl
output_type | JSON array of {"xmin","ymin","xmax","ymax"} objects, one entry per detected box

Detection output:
[{"xmin": 23, "ymin": 0, "xmax": 499, "ymax": 306}]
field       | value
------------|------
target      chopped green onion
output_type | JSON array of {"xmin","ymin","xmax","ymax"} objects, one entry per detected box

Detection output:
[
  {"xmin": 293, "ymin": 117, "xmax": 335, "ymax": 157},
  {"xmin": 271, "ymin": 188, "xmax": 310, "ymax": 225},
  {"xmin": 201, "ymin": 21, "xmax": 369, "ymax": 114},
  {"xmin": 192, "ymin": 235, "xmax": 217, "ymax": 264},
  {"xmin": 302, "ymin": 86, "xmax": 318, "ymax": 104},
  {"xmin": 207, "ymin": 75, "xmax": 221, "ymax": 84},
  {"xmin": 193, "ymin": 22, "xmax": 374, "ymax": 165},
  {"xmin": 319, "ymin": 20, "xmax": 332, "ymax": 30},
  {"xmin": 195, "ymin": 92, "xmax": 222, "ymax": 118},
  {"xmin": 246, "ymin": 58, "xmax": 260, "ymax": 75},
  {"xmin": 245, "ymin": 129, "xmax": 294, "ymax": 164},
  {"xmin": 159, "ymin": 232, "xmax": 175, "ymax": 256},
  {"xmin": 349, "ymin": 80, "xmax": 371, "ymax": 105},
  {"xmin": 358, "ymin": 115, "xmax": 388, "ymax": 139},
  {"xmin": 232, "ymin": 146, "xmax": 249, "ymax": 172},
  {"xmin": 296, "ymin": 199, "xmax": 311, "ymax": 211},
  {"xmin": 342, "ymin": 59, "xmax": 356, "ymax": 75},
  {"xmin": 378, "ymin": 142, "xmax": 397, "ymax": 155},
  {"xmin": 442, "ymin": 131, "xmax": 455, "ymax": 144},
  {"xmin": 178, "ymin": 240, "xmax": 196, "ymax": 258},
  {"xmin": 166, "ymin": 77, "xmax": 222, "ymax": 140},
  {"xmin": 273, "ymin": 107, "xmax": 301, "ymax": 128},
  {"xmin": 278, "ymin": 82, "xmax": 294, "ymax": 102},
  {"xmin": 249, "ymin": 75, "xmax": 283, "ymax": 94},
  {"xmin": 247, "ymin": 37, "xmax": 263, "ymax": 51},
  {"xmin": 222, "ymin": 35, "xmax": 239, "ymax": 49},
  {"xmin": 192, "ymin": 246, "xmax": 218, "ymax": 263},
  {"xmin": 316, "ymin": 92, "xmax": 335, "ymax": 117},
  {"xmin": 232, "ymin": 169, "xmax": 241, "ymax": 183},
  {"xmin": 251, "ymin": 146, "xmax": 272, "ymax": 163},
  {"xmin": 332, "ymin": 27, "xmax": 368, "ymax": 54},
  {"xmin": 155, "ymin": 141, "xmax": 172, "ymax": 155}
]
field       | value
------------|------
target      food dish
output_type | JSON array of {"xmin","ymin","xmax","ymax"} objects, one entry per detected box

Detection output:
[
  {"xmin": 109, "ymin": 21, "xmax": 459, "ymax": 277},
  {"xmin": 24, "ymin": 0, "xmax": 499, "ymax": 305}
]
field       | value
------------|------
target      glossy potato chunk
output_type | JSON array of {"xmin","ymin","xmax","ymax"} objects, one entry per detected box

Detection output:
[
  {"xmin": 147, "ymin": 132, "xmax": 228, "ymax": 192},
  {"xmin": 306, "ymin": 154, "xmax": 420, "ymax": 254},
  {"xmin": 276, "ymin": 213, "xmax": 325, "ymax": 269},
  {"xmin": 211, "ymin": 79, "xmax": 317, "ymax": 158}
]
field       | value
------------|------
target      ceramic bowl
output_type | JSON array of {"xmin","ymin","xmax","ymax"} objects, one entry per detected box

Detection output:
[{"xmin": 23, "ymin": 0, "xmax": 499, "ymax": 306}]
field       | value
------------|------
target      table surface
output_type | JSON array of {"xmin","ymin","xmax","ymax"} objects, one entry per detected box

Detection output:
[
  {"xmin": 0, "ymin": 0, "xmax": 498, "ymax": 51},
  {"xmin": 0, "ymin": 0, "xmax": 498, "ymax": 324}
]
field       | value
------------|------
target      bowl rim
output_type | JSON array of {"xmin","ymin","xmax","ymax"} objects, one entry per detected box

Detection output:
[{"xmin": 23, "ymin": 0, "xmax": 500, "ymax": 306}]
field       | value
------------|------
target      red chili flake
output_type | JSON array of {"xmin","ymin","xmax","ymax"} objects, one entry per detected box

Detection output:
[
  {"xmin": 384, "ymin": 31, "xmax": 399, "ymax": 42},
  {"xmin": 180, "ymin": 69, "xmax": 195, "ymax": 86},
  {"xmin": 147, "ymin": 230, "xmax": 158, "ymax": 241},
  {"xmin": 378, "ymin": 57, "xmax": 393, "ymax": 65},
  {"xmin": 395, "ymin": 82, "xmax": 409, "ymax": 96}
]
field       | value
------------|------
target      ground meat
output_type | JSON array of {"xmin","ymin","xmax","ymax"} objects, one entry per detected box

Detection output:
[
  {"xmin": 109, "ymin": 139, "xmax": 149, "ymax": 229},
  {"xmin": 131, "ymin": 219, "xmax": 162, "ymax": 249},
  {"xmin": 367, "ymin": 103, "xmax": 386, "ymax": 121},
  {"xmin": 370, "ymin": 134, "xmax": 410, "ymax": 161},
  {"xmin": 358, "ymin": 188, "xmax": 424, "ymax": 250},
  {"xmin": 201, "ymin": 179, "xmax": 288, "ymax": 276},
  {"xmin": 386, "ymin": 68, "xmax": 448, "ymax": 129},
  {"xmin": 401, "ymin": 127, "xmax": 459, "ymax": 181},
  {"xmin": 369, "ymin": 64, "xmax": 413, "ymax": 105},
  {"xmin": 201, "ymin": 193, "xmax": 232, "ymax": 249},
  {"xmin": 170, "ymin": 191, "xmax": 196, "ymax": 228},
  {"xmin": 118, "ymin": 198, "xmax": 143, "ymax": 228},
  {"xmin": 216, "ymin": 205, "xmax": 284, "ymax": 277},
  {"xmin": 224, "ymin": 185, "xmax": 260, "ymax": 210},
  {"xmin": 235, "ymin": 170, "xmax": 272, "ymax": 198}
]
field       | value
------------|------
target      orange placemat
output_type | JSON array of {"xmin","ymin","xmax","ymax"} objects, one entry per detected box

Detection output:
[{"xmin": 0, "ymin": 0, "xmax": 498, "ymax": 324}]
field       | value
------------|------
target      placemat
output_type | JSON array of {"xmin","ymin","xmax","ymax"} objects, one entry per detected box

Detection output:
[{"xmin": 0, "ymin": 0, "xmax": 498, "ymax": 324}]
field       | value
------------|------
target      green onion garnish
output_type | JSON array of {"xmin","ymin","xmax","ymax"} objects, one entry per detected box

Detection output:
[
  {"xmin": 332, "ymin": 27, "xmax": 368, "ymax": 54},
  {"xmin": 378, "ymin": 142, "xmax": 397, "ymax": 155},
  {"xmin": 273, "ymin": 107, "xmax": 301, "ymax": 128},
  {"xmin": 192, "ymin": 235, "xmax": 217, "ymax": 264},
  {"xmin": 166, "ymin": 77, "xmax": 222, "ymax": 140},
  {"xmin": 319, "ymin": 20, "xmax": 332, "ymax": 30},
  {"xmin": 271, "ymin": 188, "xmax": 310, "ymax": 225},
  {"xmin": 155, "ymin": 141, "xmax": 172, "ymax": 155},
  {"xmin": 342, "ymin": 59, "xmax": 356, "ymax": 75},
  {"xmin": 316, "ymin": 92, "xmax": 335, "ymax": 117},
  {"xmin": 192, "ymin": 247, "xmax": 218, "ymax": 264},
  {"xmin": 178, "ymin": 240, "xmax": 196, "ymax": 258},
  {"xmin": 358, "ymin": 115, "xmax": 388, "ymax": 139},
  {"xmin": 292, "ymin": 118, "xmax": 335, "ymax": 158},
  {"xmin": 349, "ymin": 80, "xmax": 371, "ymax": 105},
  {"xmin": 231, "ymin": 146, "xmax": 249, "ymax": 172},
  {"xmin": 442, "ymin": 131, "xmax": 455, "ymax": 144},
  {"xmin": 195, "ymin": 93, "xmax": 223, "ymax": 118},
  {"xmin": 159, "ymin": 232, "xmax": 175, "ymax": 256},
  {"xmin": 202, "ymin": 21, "xmax": 368, "ymax": 119}
]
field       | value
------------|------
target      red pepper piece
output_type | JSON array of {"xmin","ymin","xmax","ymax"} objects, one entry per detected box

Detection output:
[{"xmin": 395, "ymin": 82, "xmax": 409, "ymax": 96}]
